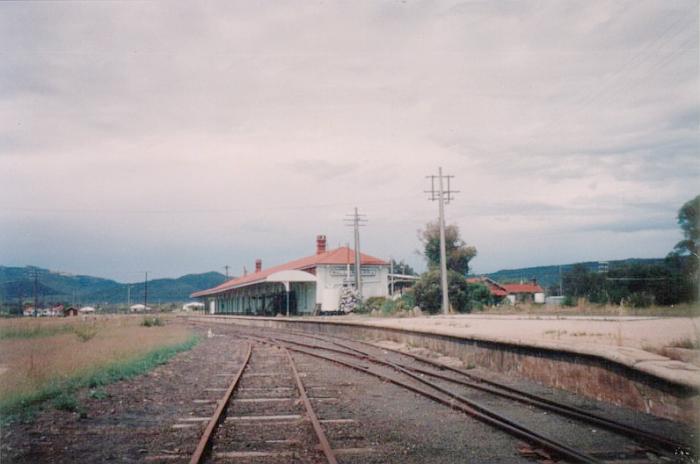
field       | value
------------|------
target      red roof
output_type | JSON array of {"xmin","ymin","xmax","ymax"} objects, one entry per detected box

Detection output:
[
  {"xmin": 192, "ymin": 246, "xmax": 387, "ymax": 297},
  {"xmin": 502, "ymin": 283, "xmax": 544, "ymax": 294}
]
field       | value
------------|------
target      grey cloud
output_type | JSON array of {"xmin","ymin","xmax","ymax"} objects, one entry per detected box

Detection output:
[{"xmin": 0, "ymin": 1, "xmax": 697, "ymax": 279}]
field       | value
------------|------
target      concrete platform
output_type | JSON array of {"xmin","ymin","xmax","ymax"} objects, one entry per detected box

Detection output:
[{"xmin": 327, "ymin": 314, "xmax": 700, "ymax": 390}]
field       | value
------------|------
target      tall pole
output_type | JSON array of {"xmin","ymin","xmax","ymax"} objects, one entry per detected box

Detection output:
[
  {"xmin": 224, "ymin": 265, "xmax": 230, "ymax": 279},
  {"xmin": 345, "ymin": 208, "xmax": 368, "ymax": 303},
  {"xmin": 425, "ymin": 167, "xmax": 458, "ymax": 316},
  {"xmin": 32, "ymin": 269, "xmax": 38, "ymax": 315},
  {"xmin": 390, "ymin": 258, "xmax": 394, "ymax": 296},
  {"xmin": 353, "ymin": 207, "xmax": 362, "ymax": 300},
  {"xmin": 437, "ymin": 168, "xmax": 449, "ymax": 315},
  {"xmin": 127, "ymin": 286, "xmax": 131, "ymax": 307},
  {"xmin": 144, "ymin": 271, "xmax": 148, "ymax": 310}
]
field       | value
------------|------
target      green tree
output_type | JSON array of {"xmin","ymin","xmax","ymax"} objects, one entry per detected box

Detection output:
[
  {"xmin": 668, "ymin": 195, "xmax": 699, "ymax": 302},
  {"xmin": 468, "ymin": 282, "xmax": 493, "ymax": 309},
  {"xmin": 390, "ymin": 259, "xmax": 417, "ymax": 276},
  {"xmin": 670, "ymin": 194, "xmax": 699, "ymax": 258},
  {"xmin": 419, "ymin": 221, "xmax": 477, "ymax": 275},
  {"xmin": 414, "ymin": 270, "xmax": 471, "ymax": 313}
]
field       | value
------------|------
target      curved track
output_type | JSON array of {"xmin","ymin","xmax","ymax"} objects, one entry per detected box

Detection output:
[{"xmin": 199, "ymin": 322, "xmax": 695, "ymax": 464}]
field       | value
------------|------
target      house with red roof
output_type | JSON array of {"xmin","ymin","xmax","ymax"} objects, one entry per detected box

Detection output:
[
  {"xmin": 191, "ymin": 235, "xmax": 389, "ymax": 315},
  {"xmin": 467, "ymin": 277, "xmax": 545, "ymax": 304}
]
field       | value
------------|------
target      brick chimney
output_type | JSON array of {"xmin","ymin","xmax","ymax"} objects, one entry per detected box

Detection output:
[
  {"xmin": 255, "ymin": 259, "xmax": 262, "ymax": 273},
  {"xmin": 316, "ymin": 235, "xmax": 327, "ymax": 255}
]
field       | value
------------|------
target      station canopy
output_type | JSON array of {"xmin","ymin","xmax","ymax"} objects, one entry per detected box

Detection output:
[{"xmin": 265, "ymin": 270, "xmax": 317, "ymax": 292}]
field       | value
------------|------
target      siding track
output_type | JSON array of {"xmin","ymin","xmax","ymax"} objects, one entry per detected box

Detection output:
[{"xmin": 211, "ymin": 324, "xmax": 695, "ymax": 464}]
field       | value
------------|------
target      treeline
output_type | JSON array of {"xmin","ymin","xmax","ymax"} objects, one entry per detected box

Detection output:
[
  {"xmin": 561, "ymin": 256, "xmax": 696, "ymax": 307},
  {"xmin": 562, "ymin": 194, "xmax": 699, "ymax": 307}
]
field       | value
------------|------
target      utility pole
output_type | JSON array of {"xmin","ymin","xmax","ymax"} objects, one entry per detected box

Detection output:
[
  {"xmin": 344, "ymin": 207, "xmax": 367, "ymax": 302},
  {"xmin": 559, "ymin": 266, "xmax": 563, "ymax": 296},
  {"xmin": 33, "ymin": 269, "xmax": 38, "ymax": 314},
  {"xmin": 127, "ymin": 286, "xmax": 131, "ymax": 307},
  {"xmin": 144, "ymin": 271, "xmax": 148, "ymax": 310},
  {"xmin": 28, "ymin": 267, "xmax": 39, "ymax": 315},
  {"xmin": 390, "ymin": 257, "xmax": 394, "ymax": 296},
  {"xmin": 425, "ymin": 167, "xmax": 458, "ymax": 315},
  {"xmin": 224, "ymin": 265, "xmax": 230, "ymax": 279}
]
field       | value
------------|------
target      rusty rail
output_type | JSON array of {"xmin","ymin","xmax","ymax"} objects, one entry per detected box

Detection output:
[
  {"xmin": 189, "ymin": 342, "xmax": 252, "ymax": 464},
  {"xmin": 323, "ymin": 334, "xmax": 694, "ymax": 456},
  {"xmin": 253, "ymin": 335, "xmax": 601, "ymax": 464},
  {"xmin": 285, "ymin": 348, "xmax": 338, "ymax": 464}
]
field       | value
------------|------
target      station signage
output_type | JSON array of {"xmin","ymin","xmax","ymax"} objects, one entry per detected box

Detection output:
[{"xmin": 328, "ymin": 265, "xmax": 378, "ymax": 277}]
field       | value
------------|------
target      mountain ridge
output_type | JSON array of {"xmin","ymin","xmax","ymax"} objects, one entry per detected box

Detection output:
[{"xmin": 0, "ymin": 266, "xmax": 227, "ymax": 305}]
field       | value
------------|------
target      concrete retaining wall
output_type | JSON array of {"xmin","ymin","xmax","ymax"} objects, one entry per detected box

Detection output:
[{"xmin": 194, "ymin": 315, "xmax": 699, "ymax": 424}]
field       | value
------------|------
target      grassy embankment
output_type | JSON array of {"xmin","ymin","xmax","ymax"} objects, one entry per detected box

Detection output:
[{"xmin": 0, "ymin": 315, "xmax": 197, "ymax": 422}]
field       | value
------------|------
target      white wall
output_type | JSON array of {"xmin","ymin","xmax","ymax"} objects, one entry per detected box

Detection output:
[{"xmin": 316, "ymin": 264, "xmax": 389, "ymax": 311}]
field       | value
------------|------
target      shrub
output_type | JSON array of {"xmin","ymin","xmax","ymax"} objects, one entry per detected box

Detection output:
[
  {"xmin": 562, "ymin": 295, "xmax": 576, "ymax": 307},
  {"xmin": 141, "ymin": 316, "xmax": 164, "ymax": 327},
  {"xmin": 380, "ymin": 299, "xmax": 397, "ymax": 315},
  {"xmin": 363, "ymin": 297, "xmax": 387, "ymax": 313},
  {"xmin": 73, "ymin": 325, "xmax": 98, "ymax": 342},
  {"xmin": 628, "ymin": 292, "xmax": 655, "ymax": 308},
  {"xmin": 52, "ymin": 393, "xmax": 79, "ymax": 412},
  {"xmin": 414, "ymin": 270, "xmax": 470, "ymax": 314},
  {"xmin": 468, "ymin": 283, "xmax": 492, "ymax": 309}
]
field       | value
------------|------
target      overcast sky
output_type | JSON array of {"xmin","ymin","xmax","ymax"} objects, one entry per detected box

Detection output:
[{"xmin": 1, "ymin": 1, "xmax": 698, "ymax": 283}]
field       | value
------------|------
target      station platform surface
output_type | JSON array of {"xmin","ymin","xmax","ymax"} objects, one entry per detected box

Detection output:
[{"xmin": 212, "ymin": 313, "xmax": 700, "ymax": 389}]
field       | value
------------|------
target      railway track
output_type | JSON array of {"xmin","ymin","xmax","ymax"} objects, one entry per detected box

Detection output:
[
  {"xmin": 173, "ymin": 337, "xmax": 378, "ymax": 464},
  {"xmin": 217, "ymin": 324, "xmax": 695, "ymax": 464}
]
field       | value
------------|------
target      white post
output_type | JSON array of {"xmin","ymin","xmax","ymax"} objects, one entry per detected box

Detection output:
[{"xmin": 284, "ymin": 281, "xmax": 290, "ymax": 316}]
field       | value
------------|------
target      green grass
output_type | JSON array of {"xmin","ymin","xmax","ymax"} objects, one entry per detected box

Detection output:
[
  {"xmin": 0, "ymin": 323, "xmax": 76, "ymax": 340},
  {"xmin": 0, "ymin": 335, "xmax": 199, "ymax": 424}
]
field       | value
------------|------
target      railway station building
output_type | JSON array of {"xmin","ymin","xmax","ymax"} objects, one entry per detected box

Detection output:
[{"xmin": 192, "ymin": 235, "xmax": 389, "ymax": 315}]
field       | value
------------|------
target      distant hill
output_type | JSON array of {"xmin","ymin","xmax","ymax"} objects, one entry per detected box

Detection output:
[
  {"xmin": 481, "ymin": 258, "xmax": 666, "ymax": 289},
  {"xmin": 0, "ymin": 266, "xmax": 227, "ymax": 305}
]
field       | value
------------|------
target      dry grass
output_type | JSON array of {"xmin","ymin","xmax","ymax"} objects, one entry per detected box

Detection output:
[{"xmin": 0, "ymin": 315, "xmax": 190, "ymax": 405}]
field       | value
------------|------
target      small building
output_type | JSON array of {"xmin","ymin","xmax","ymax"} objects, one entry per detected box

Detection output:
[
  {"xmin": 63, "ymin": 306, "xmax": 78, "ymax": 317},
  {"xmin": 502, "ymin": 282, "xmax": 545, "ymax": 304},
  {"xmin": 467, "ymin": 277, "xmax": 545, "ymax": 304},
  {"xmin": 192, "ymin": 235, "xmax": 389, "ymax": 315},
  {"xmin": 78, "ymin": 306, "xmax": 96, "ymax": 314},
  {"xmin": 129, "ymin": 304, "xmax": 151, "ymax": 312}
]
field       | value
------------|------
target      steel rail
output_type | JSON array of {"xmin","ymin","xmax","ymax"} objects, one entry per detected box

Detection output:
[
  {"xmin": 284, "ymin": 348, "xmax": 339, "ymax": 464},
  {"xmin": 281, "ymin": 328, "xmax": 693, "ymax": 456},
  {"xmin": 254, "ymin": 335, "xmax": 601, "ymax": 464},
  {"xmin": 328, "ymin": 335, "xmax": 694, "ymax": 456},
  {"xmin": 189, "ymin": 342, "xmax": 252, "ymax": 464}
]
